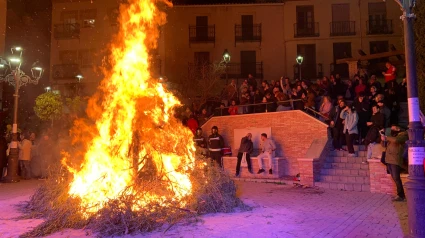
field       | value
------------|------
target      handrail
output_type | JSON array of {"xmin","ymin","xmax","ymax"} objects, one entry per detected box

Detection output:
[
  {"xmin": 304, "ymin": 107, "xmax": 330, "ymax": 121},
  {"xmin": 213, "ymin": 99, "xmax": 304, "ymax": 111}
]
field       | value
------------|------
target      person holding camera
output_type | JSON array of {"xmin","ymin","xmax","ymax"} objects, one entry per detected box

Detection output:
[
  {"xmin": 380, "ymin": 126, "xmax": 408, "ymax": 202},
  {"xmin": 340, "ymin": 104, "xmax": 359, "ymax": 157}
]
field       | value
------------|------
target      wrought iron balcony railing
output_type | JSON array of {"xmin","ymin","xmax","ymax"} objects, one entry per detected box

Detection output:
[
  {"xmin": 294, "ymin": 22, "xmax": 320, "ymax": 38},
  {"xmin": 223, "ymin": 62, "xmax": 264, "ymax": 79},
  {"xmin": 330, "ymin": 21, "xmax": 356, "ymax": 36},
  {"xmin": 54, "ymin": 23, "xmax": 80, "ymax": 39},
  {"xmin": 367, "ymin": 20, "xmax": 393, "ymax": 35},
  {"xmin": 235, "ymin": 24, "xmax": 262, "ymax": 44},
  {"xmin": 189, "ymin": 25, "xmax": 215, "ymax": 44},
  {"xmin": 52, "ymin": 64, "xmax": 80, "ymax": 80}
]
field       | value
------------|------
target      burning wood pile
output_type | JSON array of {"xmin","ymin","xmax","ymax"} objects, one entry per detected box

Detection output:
[{"xmin": 18, "ymin": 0, "xmax": 245, "ymax": 236}]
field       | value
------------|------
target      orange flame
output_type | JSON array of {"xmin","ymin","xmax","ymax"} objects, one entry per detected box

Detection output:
[{"xmin": 63, "ymin": 0, "xmax": 195, "ymax": 213}]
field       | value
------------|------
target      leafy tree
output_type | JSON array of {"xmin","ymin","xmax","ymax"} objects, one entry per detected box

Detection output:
[
  {"xmin": 414, "ymin": 1, "xmax": 425, "ymax": 110},
  {"xmin": 33, "ymin": 92, "xmax": 63, "ymax": 126}
]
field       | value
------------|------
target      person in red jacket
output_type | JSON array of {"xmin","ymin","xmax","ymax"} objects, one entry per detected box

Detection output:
[
  {"xmin": 228, "ymin": 100, "xmax": 238, "ymax": 115},
  {"xmin": 186, "ymin": 115, "xmax": 198, "ymax": 135},
  {"xmin": 382, "ymin": 62, "xmax": 396, "ymax": 84}
]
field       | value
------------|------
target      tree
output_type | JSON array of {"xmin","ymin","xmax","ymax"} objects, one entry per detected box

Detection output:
[
  {"xmin": 414, "ymin": 1, "xmax": 425, "ymax": 111},
  {"xmin": 34, "ymin": 92, "xmax": 63, "ymax": 126}
]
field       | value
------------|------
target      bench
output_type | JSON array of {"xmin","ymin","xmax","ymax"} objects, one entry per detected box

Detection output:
[{"xmin": 222, "ymin": 156, "xmax": 286, "ymax": 178}]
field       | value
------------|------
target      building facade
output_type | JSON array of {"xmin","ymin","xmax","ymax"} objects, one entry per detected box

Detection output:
[
  {"xmin": 49, "ymin": 0, "xmax": 404, "ymax": 95},
  {"xmin": 0, "ymin": 0, "xmax": 5, "ymax": 54}
]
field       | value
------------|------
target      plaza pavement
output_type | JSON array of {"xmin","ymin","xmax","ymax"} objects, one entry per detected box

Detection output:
[{"xmin": 0, "ymin": 179, "xmax": 408, "ymax": 238}]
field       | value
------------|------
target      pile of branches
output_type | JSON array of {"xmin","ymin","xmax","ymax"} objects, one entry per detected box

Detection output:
[{"xmin": 19, "ymin": 158, "xmax": 246, "ymax": 237}]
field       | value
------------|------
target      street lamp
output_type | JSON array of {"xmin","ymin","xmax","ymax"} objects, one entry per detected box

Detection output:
[
  {"xmin": 45, "ymin": 86, "xmax": 51, "ymax": 92},
  {"xmin": 75, "ymin": 74, "xmax": 83, "ymax": 95},
  {"xmin": 221, "ymin": 49, "xmax": 231, "ymax": 84},
  {"xmin": 0, "ymin": 47, "xmax": 44, "ymax": 183},
  {"xmin": 296, "ymin": 56, "xmax": 303, "ymax": 80},
  {"xmin": 393, "ymin": 0, "xmax": 425, "ymax": 237}
]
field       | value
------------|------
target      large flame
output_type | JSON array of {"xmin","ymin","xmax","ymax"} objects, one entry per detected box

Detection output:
[{"xmin": 64, "ymin": 0, "xmax": 195, "ymax": 213}]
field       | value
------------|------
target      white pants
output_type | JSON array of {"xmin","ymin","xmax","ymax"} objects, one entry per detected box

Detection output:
[{"xmin": 257, "ymin": 152, "xmax": 273, "ymax": 170}]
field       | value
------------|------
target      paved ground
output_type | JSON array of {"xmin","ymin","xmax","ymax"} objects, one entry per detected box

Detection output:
[{"xmin": 0, "ymin": 180, "xmax": 408, "ymax": 238}]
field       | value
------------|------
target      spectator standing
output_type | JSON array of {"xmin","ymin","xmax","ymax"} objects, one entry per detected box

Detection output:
[
  {"xmin": 377, "ymin": 100, "xmax": 391, "ymax": 132},
  {"xmin": 381, "ymin": 125, "xmax": 408, "ymax": 201},
  {"xmin": 36, "ymin": 133, "xmax": 54, "ymax": 179},
  {"xmin": 235, "ymin": 133, "xmax": 254, "ymax": 176},
  {"xmin": 228, "ymin": 100, "xmax": 238, "ymax": 115},
  {"xmin": 197, "ymin": 108, "xmax": 210, "ymax": 126},
  {"xmin": 275, "ymin": 90, "xmax": 292, "ymax": 112},
  {"xmin": 344, "ymin": 80, "xmax": 355, "ymax": 101},
  {"xmin": 329, "ymin": 99, "xmax": 346, "ymax": 151},
  {"xmin": 369, "ymin": 86, "xmax": 379, "ymax": 107},
  {"xmin": 0, "ymin": 133, "xmax": 7, "ymax": 179},
  {"xmin": 353, "ymin": 92, "xmax": 370, "ymax": 139},
  {"xmin": 186, "ymin": 115, "xmax": 199, "ymax": 135},
  {"xmin": 367, "ymin": 75, "xmax": 382, "ymax": 94},
  {"xmin": 18, "ymin": 132, "xmax": 32, "ymax": 179},
  {"xmin": 340, "ymin": 105, "xmax": 359, "ymax": 156},
  {"xmin": 355, "ymin": 78, "xmax": 366, "ymax": 97},
  {"xmin": 240, "ymin": 91, "xmax": 250, "ymax": 114},
  {"xmin": 256, "ymin": 133, "xmax": 276, "ymax": 175},
  {"xmin": 240, "ymin": 79, "xmax": 248, "ymax": 96},
  {"xmin": 214, "ymin": 103, "xmax": 229, "ymax": 116},
  {"xmin": 247, "ymin": 74, "xmax": 257, "ymax": 91},
  {"xmin": 292, "ymin": 85, "xmax": 305, "ymax": 110},
  {"xmin": 208, "ymin": 126, "xmax": 225, "ymax": 167},
  {"xmin": 319, "ymin": 96, "xmax": 332, "ymax": 121},
  {"xmin": 382, "ymin": 62, "xmax": 397, "ymax": 87},
  {"xmin": 365, "ymin": 105, "xmax": 385, "ymax": 145},
  {"xmin": 263, "ymin": 92, "xmax": 276, "ymax": 112},
  {"xmin": 225, "ymin": 80, "xmax": 238, "ymax": 105}
]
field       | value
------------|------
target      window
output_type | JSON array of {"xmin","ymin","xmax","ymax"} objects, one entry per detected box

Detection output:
[
  {"xmin": 241, "ymin": 15, "xmax": 253, "ymax": 38},
  {"xmin": 61, "ymin": 11, "xmax": 78, "ymax": 24},
  {"xmin": 194, "ymin": 52, "xmax": 210, "ymax": 66},
  {"xmin": 196, "ymin": 16, "xmax": 208, "ymax": 40},
  {"xmin": 79, "ymin": 49, "xmax": 96, "ymax": 67},
  {"xmin": 368, "ymin": 2, "xmax": 387, "ymax": 23},
  {"xmin": 295, "ymin": 6, "xmax": 318, "ymax": 37},
  {"xmin": 80, "ymin": 9, "xmax": 97, "ymax": 28},
  {"xmin": 59, "ymin": 50, "xmax": 78, "ymax": 64},
  {"xmin": 297, "ymin": 44, "xmax": 316, "ymax": 80}
]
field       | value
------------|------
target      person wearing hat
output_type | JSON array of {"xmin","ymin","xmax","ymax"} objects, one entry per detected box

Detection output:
[
  {"xmin": 340, "ymin": 104, "xmax": 359, "ymax": 156},
  {"xmin": 193, "ymin": 128, "xmax": 207, "ymax": 157},
  {"xmin": 208, "ymin": 126, "xmax": 224, "ymax": 167}
]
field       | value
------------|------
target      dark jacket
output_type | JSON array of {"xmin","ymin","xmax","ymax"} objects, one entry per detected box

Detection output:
[
  {"xmin": 383, "ymin": 131, "xmax": 408, "ymax": 167},
  {"xmin": 208, "ymin": 133, "xmax": 224, "ymax": 151},
  {"xmin": 329, "ymin": 105, "xmax": 345, "ymax": 127},
  {"xmin": 238, "ymin": 136, "xmax": 253, "ymax": 154},
  {"xmin": 194, "ymin": 135, "xmax": 207, "ymax": 148},
  {"xmin": 370, "ymin": 112, "xmax": 384, "ymax": 129}
]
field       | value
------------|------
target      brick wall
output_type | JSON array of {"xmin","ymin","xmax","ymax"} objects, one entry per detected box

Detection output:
[
  {"xmin": 201, "ymin": 110, "xmax": 328, "ymax": 176},
  {"xmin": 369, "ymin": 160, "xmax": 397, "ymax": 195}
]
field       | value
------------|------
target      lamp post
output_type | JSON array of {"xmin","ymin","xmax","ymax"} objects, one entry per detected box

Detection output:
[
  {"xmin": 222, "ymin": 49, "xmax": 231, "ymax": 84},
  {"xmin": 45, "ymin": 86, "xmax": 51, "ymax": 92},
  {"xmin": 393, "ymin": 0, "xmax": 425, "ymax": 237},
  {"xmin": 76, "ymin": 74, "xmax": 83, "ymax": 96},
  {"xmin": 296, "ymin": 56, "xmax": 303, "ymax": 80},
  {"xmin": 0, "ymin": 47, "xmax": 44, "ymax": 183}
]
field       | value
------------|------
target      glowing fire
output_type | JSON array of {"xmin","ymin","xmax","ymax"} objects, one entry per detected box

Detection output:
[{"xmin": 63, "ymin": 0, "xmax": 195, "ymax": 213}]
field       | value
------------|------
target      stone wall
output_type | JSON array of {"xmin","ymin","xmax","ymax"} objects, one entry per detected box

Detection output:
[{"xmin": 201, "ymin": 110, "xmax": 329, "ymax": 176}]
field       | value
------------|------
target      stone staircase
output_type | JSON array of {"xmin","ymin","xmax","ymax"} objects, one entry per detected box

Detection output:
[{"xmin": 315, "ymin": 145, "xmax": 370, "ymax": 192}]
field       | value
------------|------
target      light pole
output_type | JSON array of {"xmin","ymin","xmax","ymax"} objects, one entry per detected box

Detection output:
[
  {"xmin": 0, "ymin": 47, "xmax": 44, "ymax": 183},
  {"xmin": 394, "ymin": 0, "xmax": 425, "ymax": 237},
  {"xmin": 44, "ymin": 86, "xmax": 51, "ymax": 92},
  {"xmin": 76, "ymin": 74, "xmax": 83, "ymax": 96},
  {"xmin": 222, "ymin": 49, "xmax": 231, "ymax": 84},
  {"xmin": 296, "ymin": 56, "xmax": 303, "ymax": 80}
]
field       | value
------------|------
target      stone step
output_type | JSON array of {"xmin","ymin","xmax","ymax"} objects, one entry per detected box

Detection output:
[
  {"xmin": 321, "ymin": 168, "xmax": 369, "ymax": 176},
  {"xmin": 322, "ymin": 162, "xmax": 369, "ymax": 170},
  {"xmin": 315, "ymin": 181, "xmax": 371, "ymax": 192},
  {"xmin": 326, "ymin": 156, "xmax": 367, "ymax": 164},
  {"xmin": 343, "ymin": 145, "xmax": 367, "ymax": 151},
  {"xmin": 320, "ymin": 174, "xmax": 370, "ymax": 184},
  {"xmin": 330, "ymin": 150, "xmax": 367, "ymax": 157}
]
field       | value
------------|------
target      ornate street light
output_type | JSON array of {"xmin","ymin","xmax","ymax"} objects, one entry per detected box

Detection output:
[
  {"xmin": 296, "ymin": 56, "xmax": 303, "ymax": 80},
  {"xmin": 391, "ymin": 0, "xmax": 425, "ymax": 236},
  {"xmin": 0, "ymin": 47, "xmax": 44, "ymax": 183},
  {"xmin": 222, "ymin": 49, "xmax": 231, "ymax": 64}
]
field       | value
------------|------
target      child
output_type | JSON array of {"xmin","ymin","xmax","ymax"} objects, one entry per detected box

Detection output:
[{"xmin": 228, "ymin": 100, "xmax": 238, "ymax": 115}]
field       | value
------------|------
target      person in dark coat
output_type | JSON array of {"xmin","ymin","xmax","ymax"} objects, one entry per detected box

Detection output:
[
  {"xmin": 353, "ymin": 92, "xmax": 370, "ymax": 139},
  {"xmin": 329, "ymin": 99, "xmax": 346, "ymax": 150},
  {"xmin": 364, "ymin": 105, "xmax": 385, "ymax": 145},
  {"xmin": 235, "ymin": 133, "xmax": 254, "ymax": 176},
  {"xmin": 0, "ymin": 134, "xmax": 8, "ymax": 179},
  {"xmin": 208, "ymin": 126, "xmax": 225, "ymax": 167}
]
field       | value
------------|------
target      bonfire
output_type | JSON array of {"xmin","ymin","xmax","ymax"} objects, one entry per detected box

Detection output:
[{"xmin": 19, "ymin": 0, "xmax": 244, "ymax": 236}]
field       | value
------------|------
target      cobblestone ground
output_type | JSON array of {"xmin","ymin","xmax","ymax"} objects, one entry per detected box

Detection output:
[{"xmin": 0, "ymin": 180, "xmax": 409, "ymax": 238}]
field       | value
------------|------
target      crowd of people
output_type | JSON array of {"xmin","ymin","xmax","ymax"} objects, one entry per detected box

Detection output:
[{"xmin": 0, "ymin": 130, "xmax": 61, "ymax": 181}]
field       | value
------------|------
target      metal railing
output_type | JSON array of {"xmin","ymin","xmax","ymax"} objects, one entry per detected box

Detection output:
[
  {"xmin": 366, "ymin": 20, "xmax": 393, "ymax": 35},
  {"xmin": 330, "ymin": 21, "xmax": 356, "ymax": 36},
  {"xmin": 52, "ymin": 64, "xmax": 80, "ymax": 80},
  {"xmin": 221, "ymin": 62, "xmax": 264, "ymax": 79},
  {"xmin": 189, "ymin": 25, "xmax": 215, "ymax": 44},
  {"xmin": 212, "ymin": 99, "xmax": 304, "ymax": 116},
  {"xmin": 294, "ymin": 22, "xmax": 320, "ymax": 37},
  {"xmin": 54, "ymin": 23, "xmax": 80, "ymax": 39},
  {"xmin": 235, "ymin": 24, "xmax": 262, "ymax": 44}
]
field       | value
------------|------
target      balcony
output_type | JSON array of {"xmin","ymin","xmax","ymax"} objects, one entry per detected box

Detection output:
[
  {"xmin": 330, "ymin": 21, "xmax": 356, "ymax": 36},
  {"xmin": 294, "ymin": 22, "xmax": 319, "ymax": 38},
  {"xmin": 54, "ymin": 23, "xmax": 80, "ymax": 39},
  {"xmin": 235, "ymin": 24, "xmax": 262, "ymax": 45},
  {"xmin": 189, "ymin": 25, "xmax": 215, "ymax": 45},
  {"xmin": 367, "ymin": 20, "xmax": 393, "ymax": 35},
  {"xmin": 223, "ymin": 62, "xmax": 264, "ymax": 79},
  {"xmin": 52, "ymin": 64, "xmax": 80, "ymax": 80}
]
